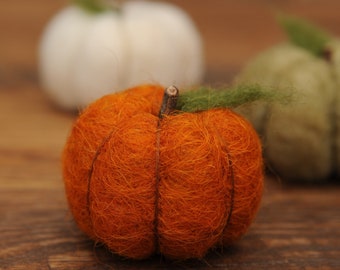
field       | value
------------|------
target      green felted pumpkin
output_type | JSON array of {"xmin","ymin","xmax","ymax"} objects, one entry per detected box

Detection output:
[{"xmin": 235, "ymin": 15, "xmax": 340, "ymax": 182}]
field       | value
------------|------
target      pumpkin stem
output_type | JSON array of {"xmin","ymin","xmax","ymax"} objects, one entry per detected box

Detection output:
[
  {"xmin": 277, "ymin": 13, "xmax": 331, "ymax": 57},
  {"xmin": 176, "ymin": 84, "xmax": 293, "ymax": 113},
  {"xmin": 158, "ymin": 86, "xmax": 179, "ymax": 118},
  {"xmin": 74, "ymin": 0, "xmax": 121, "ymax": 14}
]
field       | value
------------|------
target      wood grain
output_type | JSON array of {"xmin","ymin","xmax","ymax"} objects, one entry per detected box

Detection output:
[{"xmin": 1, "ymin": 1, "xmax": 340, "ymax": 269}]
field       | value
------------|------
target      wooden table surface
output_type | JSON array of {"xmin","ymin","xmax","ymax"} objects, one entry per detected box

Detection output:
[{"xmin": 1, "ymin": 1, "xmax": 340, "ymax": 269}]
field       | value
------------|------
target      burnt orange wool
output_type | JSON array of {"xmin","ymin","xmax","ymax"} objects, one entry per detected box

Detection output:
[{"xmin": 62, "ymin": 85, "xmax": 264, "ymax": 260}]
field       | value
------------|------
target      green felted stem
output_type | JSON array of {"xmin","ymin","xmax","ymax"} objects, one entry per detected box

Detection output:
[
  {"xmin": 278, "ymin": 13, "xmax": 331, "ymax": 57},
  {"xmin": 73, "ymin": 0, "xmax": 108, "ymax": 13},
  {"xmin": 176, "ymin": 84, "xmax": 292, "ymax": 113}
]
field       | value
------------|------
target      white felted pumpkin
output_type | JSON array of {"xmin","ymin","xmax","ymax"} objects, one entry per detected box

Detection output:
[
  {"xmin": 39, "ymin": 0, "xmax": 204, "ymax": 110},
  {"xmin": 235, "ymin": 15, "xmax": 340, "ymax": 182}
]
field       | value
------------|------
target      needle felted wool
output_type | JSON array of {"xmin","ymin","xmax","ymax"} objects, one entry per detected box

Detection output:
[
  {"xmin": 39, "ymin": 0, "xmax": 203, "ymax": 110},
  {"xmin": 235, "ymin": 14, "xmax": 340, "ymax": 182},
  {"xmin": 63, "ymin": 84, "xmax": 265, "ymax": 260}
]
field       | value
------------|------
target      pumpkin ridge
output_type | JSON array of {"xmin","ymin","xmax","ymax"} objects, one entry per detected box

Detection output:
[
  {"xmin": 220, "ymin": 141, "xmax": 236, "ymax": 240},
  {"xmin": 153, "ymin": 86, "xmax": 179, "ymax": 253},
  {"xmin": 86, "ymin": 126, "xmax": 117, "ymax": 238}
]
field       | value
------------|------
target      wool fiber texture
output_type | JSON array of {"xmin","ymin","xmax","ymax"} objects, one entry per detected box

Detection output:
[
  {"xmin": 63, "ymin": 85, "xmax": 264, "ymax": 260},
  {"xmin": 235, "ymin": 44, "xmax": 338, "ymax": 181}
]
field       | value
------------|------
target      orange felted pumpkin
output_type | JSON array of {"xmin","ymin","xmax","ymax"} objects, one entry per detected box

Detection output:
[{"xmin": 62, "ymin": 84, "xmax": 264, "ymax": 260}]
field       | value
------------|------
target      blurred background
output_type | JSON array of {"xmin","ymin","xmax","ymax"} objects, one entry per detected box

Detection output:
[
  {"xmin": 1, "ymin": 1, "xmax": 340, "ymax": 269},
  {"xmin": 2, "ymin": 0, "xmax": 340, "ymax": 88}
]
